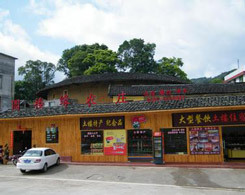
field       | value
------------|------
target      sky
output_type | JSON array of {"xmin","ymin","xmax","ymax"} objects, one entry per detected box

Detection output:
[{"xmin": 1, "ymin": 0, "xmax": 245, "ymax": 82}]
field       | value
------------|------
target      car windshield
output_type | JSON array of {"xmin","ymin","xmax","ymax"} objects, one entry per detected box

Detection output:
[{"xmin": 23, "ymin": 150, "xmax": 42, "ymax": 157}]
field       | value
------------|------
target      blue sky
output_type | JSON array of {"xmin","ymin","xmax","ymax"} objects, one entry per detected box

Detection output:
[{"xmin": 1, "ymin": 0, "xmax": 245, "ymax": 82}]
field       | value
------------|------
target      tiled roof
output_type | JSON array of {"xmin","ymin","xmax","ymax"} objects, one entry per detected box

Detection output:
[
  {"xmin": 108, "ymin": 83, "xmax": 245, "ymax": 96},
  {"xmin": 37, "ymin": 73, "xmax": 188, "ymax": 97},
  {"xmin": 1, "ymin": 95, "xmax": 245, "ymax": 119}
]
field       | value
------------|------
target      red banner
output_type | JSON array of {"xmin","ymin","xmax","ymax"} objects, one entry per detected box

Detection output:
[
  {"xmin": 10, "ymin": 132, "xmax": 13, "ymax": 148},
  {"xmin": 132, "ymin": 115, "xmax": 146, "ymax": 123}
]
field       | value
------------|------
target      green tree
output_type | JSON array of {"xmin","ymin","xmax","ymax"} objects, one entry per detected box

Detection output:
[
  {"xmin": 83, "ymin": 50, "xmax": 119, "ymax": 75},
  {"xmin": 17, "ymin": 60, "xmax": 56, "ymax": 101},
  {"xmin": 14, "ymin": 80, "xmax": 32, "ymax": 101},
  {"xmin": 157, "ymin": 57, "xmax": 189, "ymax": 81},
  {"xmin": 210, "ymin": 78, "xmax": 224, "ymax": 83},
  {"xmin": 117, "ymin": 38, "xmax": 157, "ymax": 73},
  {"xmin": 57, "ymin": 43, "xmax": 110, "ymax": 77}
]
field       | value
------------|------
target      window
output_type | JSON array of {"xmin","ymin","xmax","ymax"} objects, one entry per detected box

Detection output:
[
  {"xmin": 81, "ymin": 131, "xmax": 103, "ymax": 155},
  {"xmin": 52, "ymin": 94, "xmax": 56, "ymax": 99},
  {"xmin": 163, "ymin": 128, "xmax": 187, "ymax": 154},
  {"xmin": 0, "ymin": 75, "xmax": 2, "ymax": 89},
  {"xmin": 239, "ymin": 76, "xmax": 243, "ymax": 82},
  {"xmin": 24, "ymin": 150, "xmax": 42, "ymax": 157},
  {"xmin": 127, "ymin": 129, "xmax": 153, "ymax": 156},
  {"xmin": 45, "ymin": 149, "xmax": 50, "ymax": 156},
  {"xmin": 48, "ymin": 149, "xmax": 56, "ymax": 155},
  {"xmin": 0, "ymin": 96, "xmax": 1, "ymax": 111}
]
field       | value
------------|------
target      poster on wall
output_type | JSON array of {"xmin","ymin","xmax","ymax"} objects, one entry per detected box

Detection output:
[
  {"xmin": 104, "ymin": 130, "xmax": 126, "ymax": 155},
  {"xmin": 46, "ymin": 125, "xmax": 59, "ymax": 143},
  {"xmin": 189, "ymin": 127, "xmax": 220, "ymax": 155}
]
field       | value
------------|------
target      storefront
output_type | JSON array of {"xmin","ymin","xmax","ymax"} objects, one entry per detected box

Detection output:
[
  {"xmin": 1, "ymin": 101, "xmax": 245, "ymax": 164},
  {"xmin": 80, "ymin": 116, "xmax": 127, "ymax": 159},
  {"xmin": 170, "ymin": 109, "xmax": 245, "ymax": 163},
  {"xmin": 222, "ymin": 126, "xmax": 245, "ymax": 160},
  {"xmin": 127, "ymin": 129, "xmax": 153, "ymax": 161}
]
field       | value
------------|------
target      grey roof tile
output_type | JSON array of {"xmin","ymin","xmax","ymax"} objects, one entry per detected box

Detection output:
[
  {"xmin": 108, "ymin": 83, "xmax": 245, "ymax": 96},
  {"xmin": 1, "ymin": 95, "xmax": 245, "ymax": 119}
]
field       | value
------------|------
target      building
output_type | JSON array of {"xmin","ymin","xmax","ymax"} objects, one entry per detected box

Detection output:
[
  {"xmin": 37, "ymin": 72, "xmax": 187, "ymax": 104},
  {"xmin": 224, "ymin": 66, "xmax": 245, "ymax": 83},
  {"xmin": 1, "ymin": 73, "xmax": 245, "ymax": 164},
  {"xmin": 0, "ymin": 53, "xmax": 17, "ymax": 112}
]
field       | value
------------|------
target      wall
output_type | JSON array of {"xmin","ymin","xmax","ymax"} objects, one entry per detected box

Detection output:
[
  {"xmin": 0, "ymin": 54, "xmax": 15, "ymax": 111},
  {"xmin": 47, "ymin": 83, "xmax": 112, "ymax": 104}
]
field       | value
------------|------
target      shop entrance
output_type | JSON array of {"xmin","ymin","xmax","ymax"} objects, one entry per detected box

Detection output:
[
  {"xmin": 13, "ymin": 130, "xmax": 32, "ymax": 155},
  {"xmin": 127, "ymin": 129, "xmax": 153, "ymax": 162},
  {"xmin": 222, "ymin": 126, "xmax": 245, "ymax": 161}
]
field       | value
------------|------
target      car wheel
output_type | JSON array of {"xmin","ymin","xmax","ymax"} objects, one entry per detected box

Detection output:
[
  {"xmin": 56, "ymin": 158, "xmax": 60, "ymax": 166},
  {"xmin": 20, "ymin": 169, "xmax": 26, "ymax": 174},
  {"xmin": 42, "ymin": 163, "xmax": 48, "ymax": 172}
]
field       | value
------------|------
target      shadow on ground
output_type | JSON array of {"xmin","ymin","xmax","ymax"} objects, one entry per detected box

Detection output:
[{"xmin": 20, "ymin": 163, "xmax": 69, "ymax": 175}]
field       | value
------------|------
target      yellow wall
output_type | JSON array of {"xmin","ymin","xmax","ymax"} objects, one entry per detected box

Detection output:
[
  {"xmin": 113, "ymin": 96, "xmax": 144, "ymax": 102},
  {"xmin": 47, "ymin": 83, "xmax": 112, "ymax": 104}
]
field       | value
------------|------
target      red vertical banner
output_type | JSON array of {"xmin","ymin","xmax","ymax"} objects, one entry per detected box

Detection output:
[{"xmin": 10, "ymin": 131, "xmax": 13, "ymax": 148}]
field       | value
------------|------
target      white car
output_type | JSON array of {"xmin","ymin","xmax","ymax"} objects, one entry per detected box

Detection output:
[{"xmin": 17, "ymin": 148, "xmax": 60, "ymax": 173}]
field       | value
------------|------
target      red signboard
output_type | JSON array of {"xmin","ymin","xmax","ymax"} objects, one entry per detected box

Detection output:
[
  {"xmin": 104, "ymin": 130, "xmax": 126, "ymax": 155},
  {"xmin": 154, "ymin": 132, "xmax": 162, "ymax": 137},
  {"xmin": 132, "ymin": 115, "xmax": 146, "ymax": 123},
  {"xmin": 10, "ymin": 132, "xmax": 13, "ymax": 148}
]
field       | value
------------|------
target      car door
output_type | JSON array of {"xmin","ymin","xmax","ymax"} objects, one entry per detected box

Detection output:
[
  {"xmin": 49, "ymin": 149, "xmax": 57, "ymax": 165},
  {"xmin": 44, "ymin": 149, "xmax": 52, "ymax": 166}
]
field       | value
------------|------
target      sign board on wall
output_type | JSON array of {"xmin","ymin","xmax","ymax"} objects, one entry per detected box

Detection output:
[
  {"xmin": 104, "ymin": 130, "xmax": 126, "ymax": 155},
  {"xmin": 189, "ymin": 127, "xmax": 220, "ymax": 155},
  {"xmin": 46, "ymin": 125, "xmax": 59, "ymax": 143},
  {"xmin": 80, "ymin": 116, "xmax": 125, "ymax": 130},
  {"xmin": 172, "ymin": 110, "xmax": 245, "ymax": 127}
]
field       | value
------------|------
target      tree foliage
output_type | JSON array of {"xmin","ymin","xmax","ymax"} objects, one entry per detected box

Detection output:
[
  {"xmin": 16, "ymin": 60, "xmax": 56, "ymax": 101},
  {"xmin": 57, "ymin": 39, "xmax": 190, "ymax": 81},
  {"xmin": 14, "ymin": 80, "xmax": 32, "ymax": 101},
  {"xmin": 58, "ymin": 43, "xmax": 118, "ymax": 77},
  {"xmin": 157, "ymin": 57, "xmax": 189, "ymax": 81},
  {"xmin": 117, "ymin": 38, "xmax": 157, "ymax": 73},
  {"xmin": 83, "ymin": 50, "xmax": 119, "ymax": 75}
]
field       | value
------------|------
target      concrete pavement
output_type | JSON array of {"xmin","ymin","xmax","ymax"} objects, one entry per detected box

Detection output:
[{"xmin": 0, "ymin": 163, "xmax": 244, "ymax": 195}]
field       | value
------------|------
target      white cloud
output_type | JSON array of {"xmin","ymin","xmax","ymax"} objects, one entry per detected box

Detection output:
[
  {"xmin": 32, "ymin": 0, "xmax": 245, "ymax": 78},
  {"xmin": 0, "ymin": 9, "xmax": 62, "ymax": 82}
]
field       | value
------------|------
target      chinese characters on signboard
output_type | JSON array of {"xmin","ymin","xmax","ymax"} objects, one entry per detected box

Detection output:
[
  {"xmin": 34, "ymin": 98, "xmax": 44, "ymax": 109},
  {"xmin": 46, "ymin": 125, "xmax": 59, "ymax": 143},
  {"xmin": 12, "ymin": 99, "xmax": 20, "ymax": 111},
  {"xmin": 60, "ymin": 94, "xmax": 70, "ymax": 108},
  {"xmin": 144, "ymin": 88, "xmax": 187, "ymax": 102},
  {"xmin": 172, "ymin": 110, "xmax": 245, "ymax": 127},
  {"xmin": 104, "ymin": 130, "xmax": 126, "ymax": 155},
  {"xmin": 189, "ymin": 127, "xmax": 220, "ymax": 155},
  {"xmin": 80, "ymin": 116, "xmax": 125, "ymax": 130}
]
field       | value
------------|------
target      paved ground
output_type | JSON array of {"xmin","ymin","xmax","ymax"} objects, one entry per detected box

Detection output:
[{"xmin": 0, "ymin": 163, "xmax": 245, "ymax": 195}]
